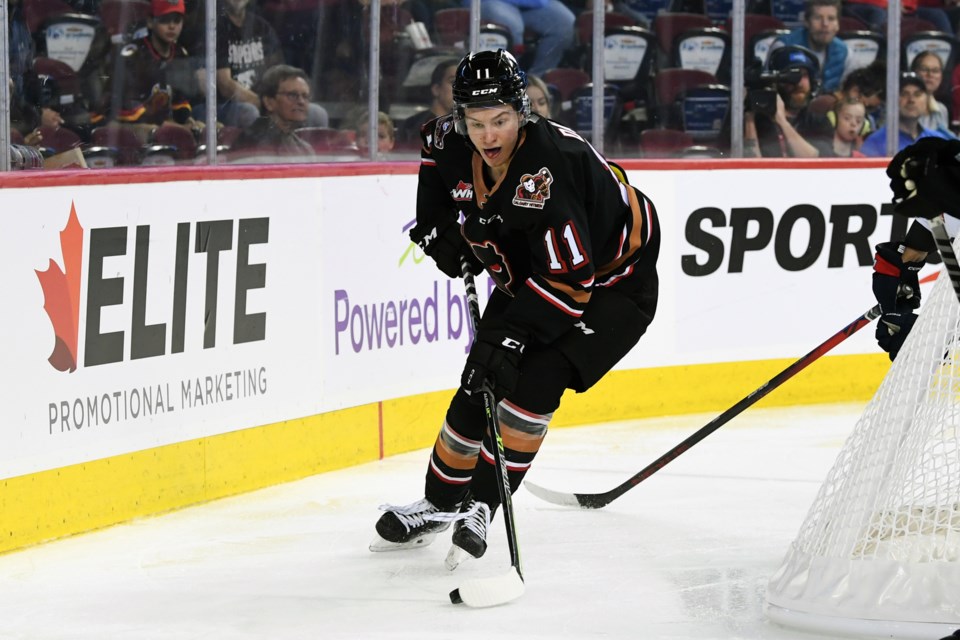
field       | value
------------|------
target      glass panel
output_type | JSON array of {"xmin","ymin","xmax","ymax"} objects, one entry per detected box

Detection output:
[{"xmin": 212, "ymin": 0, "xmax": 364, "ymax": 163}]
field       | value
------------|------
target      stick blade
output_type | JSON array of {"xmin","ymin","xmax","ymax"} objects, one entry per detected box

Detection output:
[
  {"xmin": 523, "ymin": 480, "xmax": 607, "ymax": 509},
  {"xmin": 450, "ymin": 567, "xmax": 525, "ymax": 607}
]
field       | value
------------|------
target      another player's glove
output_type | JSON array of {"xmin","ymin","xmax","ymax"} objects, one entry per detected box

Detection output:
[
  {"xmin": 410, "ymin": 216, "xmax": 478, "ymax": 279},
  {"xmin": 872, "ymin": 241, "xmax": 923, "ymax": 361},
  {"xmin": 887, "ymin": 138, "xmax": 960, "ymax": 219},
  {"xmin": 461, "ymin": 326, "xmax": 527, "ymax": 401}
]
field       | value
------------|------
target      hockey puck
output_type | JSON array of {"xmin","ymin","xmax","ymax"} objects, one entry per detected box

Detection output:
[{"xmin": 449, "ymin": 588, "xmax": 463, "ymax": 604}]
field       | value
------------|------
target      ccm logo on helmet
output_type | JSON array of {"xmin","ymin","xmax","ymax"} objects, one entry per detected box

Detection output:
[{"xmin": 472, "ymin": 88, "xmax": 499, "ymax": 96}]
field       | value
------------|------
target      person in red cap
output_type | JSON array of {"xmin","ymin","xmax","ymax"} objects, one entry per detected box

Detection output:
[{"xmin": 93, "ymin": 0, "xmax": 204, "ymax": 148}]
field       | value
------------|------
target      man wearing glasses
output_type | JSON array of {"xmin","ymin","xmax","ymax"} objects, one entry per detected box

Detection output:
[{"xmin": 230, "ymin": 65, "xmax": 315, "ymax": 158}]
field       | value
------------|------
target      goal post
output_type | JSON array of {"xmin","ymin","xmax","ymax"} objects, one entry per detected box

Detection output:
[{"xmin": 766, "ymin": 252, "xmax": 960, "ymax": 639}]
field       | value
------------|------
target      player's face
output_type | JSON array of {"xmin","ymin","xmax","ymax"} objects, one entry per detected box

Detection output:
[
  {"xmin": 527, "ymin": 86, "xmax": 550, "ymax": 118},
  {"xmin": 464, "ymin": 106, "xmax": 521, "ymax": 173},
  {"xmin": 804, "ymin": 5, "xmax": 839, "ymax": 49},
  {"xmin": 835, "ymin": 104, "xmax": 865, "ymax": 142}
]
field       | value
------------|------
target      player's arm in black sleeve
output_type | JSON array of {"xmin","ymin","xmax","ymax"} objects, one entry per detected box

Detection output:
[{"xmin": 410, "ymin": 118, "xmax": 473, "ymax": 279}]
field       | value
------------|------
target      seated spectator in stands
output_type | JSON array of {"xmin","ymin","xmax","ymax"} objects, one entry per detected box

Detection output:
[
  {"xmin": 830, "ymin": 63, "xmax": 884, "ymax": 132},
  {"xmin": 231, "ymin": 64, "xmax": 315, "ymax": 156},
  {"xmin": 94, "ymin": 0, "xmax": 204, "ymax": 142},
  {"xmin": 859, "ymin": 72, "xmax": 952, "ymax": 156},
  {"xmin": 827, "ymin": 97, "xmax": 867, "ymax": 156},
  {"xmin": 742, "ymin": 45, "xmax": 834, "ymax": 157},
  {"xmin": 770, "ymin": 0, "xmax": 854, "ymax": 93},
  {"xmin": 198, "ymin": 0, "xmax": 328, "ymax": 129},
  {"xmin": 526, "ymin": 74, "xmax": 552, "ymax": 119},
  {"xmin": 397, "ymin": 58, "xmax": 459, "ymax": 146},
  {"xmin": 355, "ymin": 111, "xmax": 396, "ymax": 157},
  {"xmin": 910, "ymin": 51, "xmax": 956, "ymax": 138},
  {"xmin": 476, "ymin": 0, "xmax": 575, "ymax": 76}
]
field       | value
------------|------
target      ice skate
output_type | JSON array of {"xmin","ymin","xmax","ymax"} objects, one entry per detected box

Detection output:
[
  {"xmin": 369, "ymin": 498, "xmax": 456, "ymax": 552},
  {"xmin": 444, "ymin": 500, "xmax": 492, "ymax": 569}
]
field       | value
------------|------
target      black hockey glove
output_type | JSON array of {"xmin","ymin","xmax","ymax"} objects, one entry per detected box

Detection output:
[
  {"xmin": 887, "ymin": 138, "xmax": 960, "ymax": 219},
  {"xmin": 873, "ymin": 241, "xmax": 923, "ymax": 361},
  {"xmin": 461, "ymin": 327, "xmax": 527, "ymax": 401},
  {"xmin": 410, "ymin": 216, "xmax": 476, "ymax": 279}
]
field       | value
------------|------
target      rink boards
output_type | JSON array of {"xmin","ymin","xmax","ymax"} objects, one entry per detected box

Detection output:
[{"xmin": 0, "ymin": 159, "xmax": 911, "ymax": 552}]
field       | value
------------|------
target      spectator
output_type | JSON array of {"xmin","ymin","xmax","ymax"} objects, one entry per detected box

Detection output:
[
  {"xmin": 770, "ymin": 0, "xmax": 854, "ymax": 93},
  {"xmin": 397, "ymin": 58, "xmax": 459, "ymax": 146},
  {"xmin": 830, "ymin": 62, "xmax": 885, "ymax": 132},
  {"xmin": 94, "ymin": 0, "xmax": 204, "ymax": 141},
  {"xmin": 910, "ymin": 51, "xmax": 956, "ymax": 138},
  {"xmin": 475, "ymin": 0, "xmax": 575, "ymax": 76},
  {"xmin": 742, "ymin": 45, "xmax": 835, "ymax": 157},
  {"xmin": 199, "ymin": 0, "xmax": 329, "ymax": 129},
  {"xmin": 827, "ymin": 97, "xmax": 867, "ymax": 156},
  {"xmin": 526, "ymin": 74, "xmax": 552, "ymax": 119},
  {"xmin": 860, "ymin": 72, "xmax": 952, "ymax": 156},
  {"xmin": 355, "ymin": 111, "xmax": 396, "ymax": 157},
  {"xmin": 231, "ymin": 64, "xmax": 315, "ymax": 157}
]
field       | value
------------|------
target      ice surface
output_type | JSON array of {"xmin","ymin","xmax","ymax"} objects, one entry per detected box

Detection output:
[{"xmin": 0, "ymin": 403, "xmax": 890, "ymax": 639}]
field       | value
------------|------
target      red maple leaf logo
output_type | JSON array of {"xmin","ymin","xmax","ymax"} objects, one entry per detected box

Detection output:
[{"xmin": 36, "ymin": 202, "xmax": 84, "ymax": 372}]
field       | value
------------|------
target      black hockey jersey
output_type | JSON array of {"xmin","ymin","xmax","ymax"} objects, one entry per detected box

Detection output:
[
  {"xmin": 95, "ymin": 36, "xmax": 194, "ymax": 126},
  {"xmin": 416, "ymin": 114, "xmax": 657, "ymax": 344}
]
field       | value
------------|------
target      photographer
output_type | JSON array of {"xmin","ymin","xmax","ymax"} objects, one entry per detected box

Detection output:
[{"xmin": 743, "ymin": 45, "xmax": 834, "ymax": 158}]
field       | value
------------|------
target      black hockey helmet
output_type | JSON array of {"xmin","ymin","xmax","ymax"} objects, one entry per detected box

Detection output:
[
  {"xmin": 452, "ymin": 49, "xmax": 530, "ymax": 134},
  {"xmin": 765, "ymin": 44, "xmax": 821, "ymax": 94}
]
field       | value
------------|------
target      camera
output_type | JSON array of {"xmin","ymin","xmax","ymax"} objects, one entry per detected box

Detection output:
[{"xmin": 744, "ymin": 60, "xmax": 802, "ymax": 118}]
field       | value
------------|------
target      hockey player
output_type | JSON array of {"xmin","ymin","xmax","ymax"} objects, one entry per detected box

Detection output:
[
  {"xmin": 371, "ymin": 49, "xmax": 661, "ymax": 562},
  {"xmin": 873, "ymin": 137, "xmax": 960, "ymax": 360}
]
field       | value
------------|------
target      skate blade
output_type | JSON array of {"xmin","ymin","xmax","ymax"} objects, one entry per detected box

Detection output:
[
  {"xmin": 444, "ymin": 544, "xmax": 472, "ymax": 571},
  {"xmin": 368, "ymin": 532, "xmax": 437, "ymax": 552}
]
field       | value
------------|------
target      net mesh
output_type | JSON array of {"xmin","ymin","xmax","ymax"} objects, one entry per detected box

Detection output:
[{"xmin": 767, "ymin": 252, "xmax": 960, "ymax": 627}]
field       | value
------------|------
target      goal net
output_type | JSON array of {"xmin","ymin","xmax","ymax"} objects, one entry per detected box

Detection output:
[{"xmin": 766, "ymin": 260, "xmax": 960, "ymax": 639}]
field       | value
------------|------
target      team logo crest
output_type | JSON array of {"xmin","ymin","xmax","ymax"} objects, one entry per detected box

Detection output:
[
  {"xmin": 451, "ymin": 180, "xmax": 473, "ymax": 201},
  {"xmin": 512, "ymin": 168, "xmax": 553, "ymax": 209}
]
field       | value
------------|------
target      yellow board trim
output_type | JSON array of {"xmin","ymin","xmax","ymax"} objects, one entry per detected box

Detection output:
[{"xmin": 0, "ymin": 354, "xmax": 889, "ymax": 554}]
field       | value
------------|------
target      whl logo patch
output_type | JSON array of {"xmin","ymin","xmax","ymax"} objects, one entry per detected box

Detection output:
[
  {"xmin": 451, "ymin": 180, "xmax": 474, "ymax": 201},
  {"xmin": 36, "ymin": 203, "xmax": 84, "ymax": 372}
]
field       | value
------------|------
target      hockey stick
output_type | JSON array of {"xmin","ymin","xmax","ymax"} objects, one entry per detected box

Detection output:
[
  {"xmin": 449, "ymin": 258, "xmax": 525, "ymax": 607},
  {"xmin": 927, "ymin": 216, "xmax": 960, "ymax": 306},
  {"xmin": 524, "ymin": 302, "xmax": 885, "ymax": 509}
]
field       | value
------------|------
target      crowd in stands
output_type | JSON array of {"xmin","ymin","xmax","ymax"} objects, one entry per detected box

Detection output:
[{"xmin": 5, "ymin": 0, "xmax": 960, "ymax": 167}]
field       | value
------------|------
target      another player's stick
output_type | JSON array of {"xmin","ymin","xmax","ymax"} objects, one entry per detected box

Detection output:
[
  {"xmin": 525, "ymin": 302, "xmax": 885, "ymax": 509},
  {"xmin": 926, "ymin": 216, "xmax": 960, "ymax": 306},
  {"xmin": 449, "ymin": 258, "xmax": 525, "ymax": 607}
]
